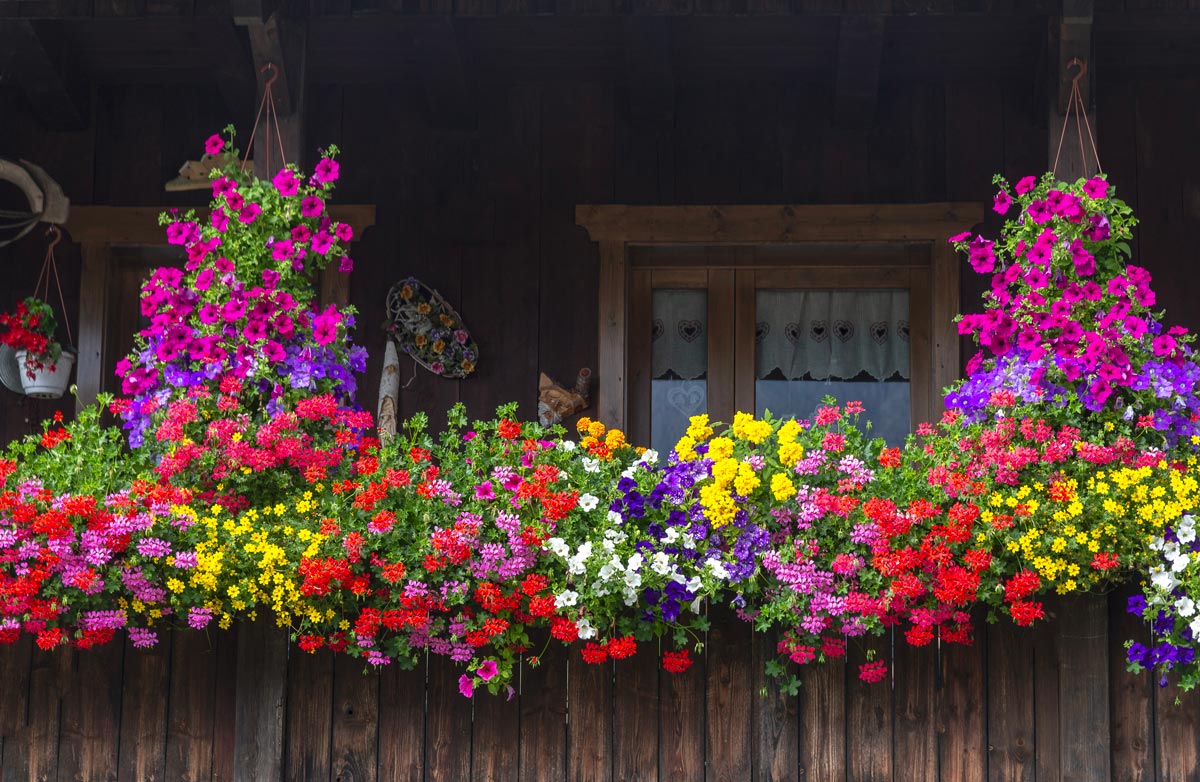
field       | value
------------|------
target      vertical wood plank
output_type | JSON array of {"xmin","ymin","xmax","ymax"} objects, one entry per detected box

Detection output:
[
  {"xmin": 938, "ymin": 618, "xmax": 987, "ymax": 782},
  {"xmin": 660, "ymin": 642, "xmax": 704, "ymax": 782},
  {"xmin": 706, "ymin": 267, "xmax": 735, "ymax": 428},
  {"xmin": 893, "ymin": 639, "xmax": 938, "ymax": 782},
  {"xmin": 1108, "ymin": 589, "xmax": 1155, "ymax": 782},
  {"xmin": 907, "ymin": 263, "xmax": 934, "ymax": 427},
  {"xmin": 627, "ymin": 268, "xmax": 653, "ymax": 446},
  {"xmin": 427, "ymin": 653, "xmax": 472, "ymax": 782},
  {"xmin": 118, "ymin": 631, "xmax": 173, "ymax": 782},
  {"xmin": 987, "ymin": 621, "xmax": 1035, "ymax": 782},
  {"xmin": 1156, "ymin": 683, "xmax": 1200, "ymax": 782},
  {"xmin": 331, "ymin": 655, "xmax": 379, "ymax": 782},
  {"xmin": 213, "ymin": 625, "xmax": 240, "ymax": 782},
  {"xmin": 751, "ymin": 630, "xmax": 798, "ymax": 782},
  {"xmin": 613, "ymin": 651, "xmax": 658, "ymax": 782},
  {"xmin": 472, "ymin": 676, "xmax": 520, "ymax": 782},
  {"xmin": 165, "ymin": 630, "xmax": 220, "ymax": 782},
  {"xmin": 1059, "ymin": 595, "xmax": 1109, "ymax": 781},
  {"xmin": 233, "ymin": 617, "xmax": 288, "ymax": 782},
  {"xmin": 733, "ymin": 266, "xmax": 757, "ymax": 417},
  {"xmin": 1033, "ymin": 598, "xmax": 1061, "ymax": 782},
  {"xmin": 930, "ymin": 239, "xmax": 963, "ymax": 410},
  {"xmin": 520, "ymin": 649, "xmax": 567, "ymax": 782},
  {"xmin": 597, "ymin": 240, "xmax": 628, "ymax": 431},
  {"xmin": 0, "ymin": 635, "xmax": 33, "ymax": 781},
  {"xmin": 284, "ymin": 647, "xmax": 334, "ymax": 782},
  {"xmin": 376, "ymin": 660, "xmax": 426, "ymax": 782},
  {"xmin": 76, "ymin": 243, "xmax": 111, "ymax": 413},
  {"xmin": 706, "ymin": 612, "xmax": 752, "ymax": 782},
  {"xmin": 798, "ymin": 655, "xmax": 845, "ymax": 782},
  {"xmin": 567, "ymin": 654, "xmax": 612, "ymax": 782},
  {"xmin": 20, "ymin": 645, "xmax": 70, "ymax": 782},
  {"xmin": 59, "ymin": 639, "xmax": 123, "ymax": 782},
  {"xmin": 846, "ymin": 642, "xmax": 892, "ymax": 782}
]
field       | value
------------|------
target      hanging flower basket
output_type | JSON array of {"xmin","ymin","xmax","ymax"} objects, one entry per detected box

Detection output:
[
  {"xmin": 385, "ymin": 277, "xmax": 478, "ymax": 379},
  {"xmin": 15, "ymin": 347, "xmax": 74, "ymax": 398},
  {"xmin": 16, "ymin": 349, "xmax": 73, "ymax": 398}
]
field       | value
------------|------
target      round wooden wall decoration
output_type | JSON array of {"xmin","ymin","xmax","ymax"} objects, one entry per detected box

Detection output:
[{"xmin": 385, "ymin": 277, "xmax": 479, "ymax": 379}]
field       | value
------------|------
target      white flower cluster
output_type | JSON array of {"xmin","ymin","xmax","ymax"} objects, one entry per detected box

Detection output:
[{"xmin": 1148, "ymin": 515, "xmax": 1200, "ymax": 637}]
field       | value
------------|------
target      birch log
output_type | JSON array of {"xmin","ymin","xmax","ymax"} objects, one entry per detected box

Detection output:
[{"xmin": 378, "ymin": 340, "xmax": 400, "ymax": 443}]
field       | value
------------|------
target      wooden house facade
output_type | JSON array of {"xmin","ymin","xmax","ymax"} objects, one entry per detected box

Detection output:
[{"xmin": 2, "ymin": 2, "xmax": 1200, "ymax": 779}]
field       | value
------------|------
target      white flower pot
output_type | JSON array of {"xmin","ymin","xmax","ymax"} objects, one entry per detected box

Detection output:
[{"xmin": 16, "ymin": 350, "xmax": 74, "ymax": 399}]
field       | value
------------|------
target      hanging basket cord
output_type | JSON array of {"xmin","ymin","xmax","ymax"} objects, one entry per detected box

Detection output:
[
  {"xmin": 31, "ymin": 225, "xmax": 73, "ymax": 350},
  {"xmin": 241, "ymin": 62, "xmax": 289, "ymax": 177},
  {"xmin": 1052, "ymin": 58, "xmax": 1104, "ymax": 179}
]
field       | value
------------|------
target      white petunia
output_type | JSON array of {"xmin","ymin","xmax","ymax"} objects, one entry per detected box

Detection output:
[
  {"xmin": 707, "ymin": 560, "xmax": 729, "ymax": 580},
  {"xmin": 608, "ymin": 510, "xmax": 624, "ymax": 526},
  {"xmin": 651, "ymin": 552, "xmax": 671, "ymax": 576},
  {"xmin": 623, "ymin": 587, "xmax": 638, "ymax": 606},
  {"xmin": 664, "ymin": 527, "xmax": 680, "ymax": 544},
  {"xmin": 1191, "ymin": 616, "xmax": 1200, "ymax": 638},
  {"xmin": 686, "ymin": 576, "xmax": 703, "ymax": 593},
  {"xmin": 578, "ymin": 493, "xmax": 599, "ymax": 512},
  {"xmin": 1151, "ymin": 565, "xmax": 1179, "ymax": 592},
  {"xmin": 559, "ymin": 439, "xmax": 577, "ymax": 452},
  {"xmin": 577, "ymin": 617, "xmax": 597, "ymax": 640},
  {"xmin": 1178, "ymin": 522, "xmax": 1197, "ymax": 546},
  {"xmin": 583, "ymin": 458, "xmax": 600, "ymax": 473},
  {"xmin": 547, "ymin": 537, "xmax": 570, "ymax": 558},
  {"xmin": 640, "ymin": 449, "xmax": 659, "ymax": 465},
  {"xmin": 1175, "ymin": 596, "xmax": 1197, "ymax": 618},
  {"xmin": 624, "ymin": 571, "xmax": 642, "ymax": 590},
  {"xmin": 621, "ymin": 466, "xmax": 637, "ymax": 479},
  {"xmin": 554, "ymin": 590, "xmax": 578, "ymax": 609}
]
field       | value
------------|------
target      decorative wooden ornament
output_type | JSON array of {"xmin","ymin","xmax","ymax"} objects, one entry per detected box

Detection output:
[
  {"xmin": 164, "ymin": 152, "xmax": 243, "ymax": 192},
  {"xmin": 385, "ymin": 277, "xmax": 479, "ymax": 379}
]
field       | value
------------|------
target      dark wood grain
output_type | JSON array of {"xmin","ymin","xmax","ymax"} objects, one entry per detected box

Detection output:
[
  {"xmin": 0, "ymin": 634, "xmax": 32, "ymax": 778},
  {"xmin": 520, "ymin": 647, "xmax": 568, "ymax": 782},
  {"xmin": 232, "ymin": 617, "xmax": 288, "ymax": 782},
  {"xmin": 376, "ymin": 659, "xmax": 426, "ymax": 782},
  {"xmin": 660, "ymin": 641, "xmax": 704, "ymax": 782},
  {"xmin": 799, "ymin": 652, "xmax": 845, "ymax": 782},
  {"xmin": 706, "ymin": 611, "xmax": 752, "ymax": 782},
  {"xmin": 567, "ymin": 655, "xmax": 612, "ymax": 782},
  {"xmin": 1108, "ymin": 589, "xmax": 1156, "ymax": 782},
  {"xmin": 165, "ymin": 630, "xmax": 220, "ymax": 782},
  {"xmin": 893, "ymin": 636, "xmax": 938, "ymax": 782},
  {"xmin": 426, "ymin": 652, "xmax": 473, "ymax": 782},
  {"xmin": 987, "ymin": 620, "xmax": 1035, "ymax": 782},
  {"xmin": 846, "ymin": 640, "xmax": 892, "ymax": 782},
  {"xmin": 938, "ymin": 618, "xmax": 987, "ymax": 782},
  {"xmin": 613, "ymin": 649, "xmax": 659, "ymax": 781},
  {"xmin": 60, "ymin": 639, "xmax": 124, "ymax": 781},
  {"xmin": 751, "ymin": 630, "xmax": 798, "ymax": 782},
  {"xmin": 285, "ymin": 647, "xmax": 334, "ymax": 781},
  {"xmin": 331, "ymin": 654, "xmax": 380, "ymax": 782},
  {"xmin": 472, "ymin": 669, "xmax": 521, "ymax": 782},
  {"xmin": 1034, "ymin": 597, "xmax": 1061, "ymax": 782},
  {"xmin": 118, "ymin": 631, "xmax": 173, "ymax": 782}
]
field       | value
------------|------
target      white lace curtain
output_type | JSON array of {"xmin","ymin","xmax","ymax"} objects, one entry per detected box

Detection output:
[{"xmin": 651, "ymin": 288, "xmax": 910, "ymax": 381}]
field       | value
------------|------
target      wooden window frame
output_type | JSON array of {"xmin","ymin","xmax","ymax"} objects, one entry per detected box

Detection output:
[{"xmin": 576, "ymin": 204, "xmax": 981, "ymax": 437}]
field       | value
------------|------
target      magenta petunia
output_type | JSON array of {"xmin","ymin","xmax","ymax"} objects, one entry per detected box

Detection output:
[
  {"xmin": 993, "ymin": 190, "xmax": 1012, "ymax": 215},
  {"xmin": 477, "ymin": 660, "xmax": 498, "ymax": 681},
  {"xmin": 211, "ymin": 208, "xmax": 229, "ymax": 233},
  {"xmin": 1015, "ymin": 175, "xmax": 1038, "ymax": 195},
  {"xmin": 301, "ymin": 195, "xmax": 325, "ymax": 218},
  {"xmin": 948, "ymin": 231, "xmax": 971, "ymax": 244},
  {"xmin": 204, "ymin": 134, "xmax": 224, "ymax": 155},
  {"xmin": 195, "ymin": 268, "xmax": 215, "ymax": 291},
  {"xmin": 273, "ymin": 168, "xmax": 300, "ymax": 196},
  {"xmin": 1083, "ymin": 177, "xmax": 1109, "ymax": 199},
  {"xmin": 338, "ymin": 255, "xmax": 353, "ymax": 273},
  {"xmin": 458, "ymin": 674, "xmax": 474, "ymax": 698},
  {"xmin": 239, "ymin": 203, "xmax": 262, "ymax": 224},
  {"xmin": 314, "ymin": 157, "xmax": 340, "ymax": 183}
]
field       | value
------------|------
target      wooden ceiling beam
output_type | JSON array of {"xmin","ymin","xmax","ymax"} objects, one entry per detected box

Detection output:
[
  {"xmin": 412, "ymin": 17, "xmax": 475, "ymax": 130},
  {"xmin": 622, "ymin": 15, "xmax": 674, "ymax": 129},
  {"xmin": 833, "ymin": 13, "xmax": 884, "ymax": 130},
  {"xmin": 209, "ymin": 17, "xmax": 257, "ymax": 123},
  {"xmin": 0, "ymin": 20, "xmax": 90, "ymax": 130}
]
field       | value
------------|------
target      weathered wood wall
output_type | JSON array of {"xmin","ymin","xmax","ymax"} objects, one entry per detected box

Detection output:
[
  {"xmin": 3, "ymin": 27, "xmax": 1200, "ymax": 782},
  {"xmin": 0, "ymin": 594, "xmax": 1196, "ymax": 781}
]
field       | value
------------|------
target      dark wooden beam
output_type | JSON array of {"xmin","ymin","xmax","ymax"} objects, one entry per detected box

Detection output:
[
  {"xmin": 232, "ymin": 0, "xmax": 283, "ymax": 21},
  {"xmin": 622, "ymin": 15, "xmax": 675, "ymax": 129},
  {"xmin": 239, "ymin": 11, "xmax": 298, "ymax": 116},
  {"xmin": 833, "ymin": 14, "xmax": 885, "ymax": 130},
  {"xmin": 412, "ymin": 16, "xmax": 474, "ymax": 130},
  {"xmin": 0, "ymin": 20, "xmax": 89, "ymax": 130}
]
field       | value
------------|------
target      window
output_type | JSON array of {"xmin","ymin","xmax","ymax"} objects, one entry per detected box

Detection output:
[{"xmin": 578, "ymin": 204, "xmax": 979, "ymax": 447}]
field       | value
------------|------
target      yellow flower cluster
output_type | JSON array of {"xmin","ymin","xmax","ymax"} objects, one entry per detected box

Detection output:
[
  {"xmin": 999, "ymin": 460, "xmax": 1199, "ymax": 594},
  {"xmin": 730, "ymin": 412, "xmax": 772, "ymax": 445}
]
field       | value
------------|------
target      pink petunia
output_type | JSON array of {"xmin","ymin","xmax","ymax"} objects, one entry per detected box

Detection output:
[
  {"xmin": 314, "ymin": 157, "xmax": 340, "ymax": 183},
  {"xmin": 948, "ymin": 231, "xmax": 971, "ymax": 244},
  {"xmin": 1083, "ymin": 177, "xmax": 1109, "ymax": 199},
  {"xmin": 993, "ymin": 190, "xmax": 1012, "ymax": 215},
  {"xmin": 301, "ymin": 195, "xmax": 325, "ymax": 218},
  {"xmin": 239, "ymin": 203, "xmax": 262, "ymax": 224},
  {"xmin": 1015, "ymin": 175, "xmax": 1038, "ymax": 195},
  {"xmin": 338, "ymin": 255, "xmax": 354, "ymax": 273},
  {"xmin": 204, "ymin": 134, "xmax": 224, "ymax": 155},
  {"xmin": 477, "ymin": 660, "xmax": 498, "ymax": 681},
  {"xmin": 458, "ymin": 674, "xmax": 474, "ymax": 698}
]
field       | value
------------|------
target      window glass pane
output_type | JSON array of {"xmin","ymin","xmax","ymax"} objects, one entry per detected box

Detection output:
[
  {"xmin": 651, "ymin": 289, "xmax": 707, "ymax": 453},
  {"xmin": 755, "ymin": 289, "xmax": 910, "ymax": 446}
]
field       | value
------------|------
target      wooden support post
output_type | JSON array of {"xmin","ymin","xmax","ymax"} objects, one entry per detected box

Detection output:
[
  {"xmin": 0, "ymin": 20, "xmax": 89, "ymax": 130},
  {"xmin": 833, "ymin": 14, "xmax": 885, "ymax": 131},
  {"xmin": 239, "ymin": 9, "xmax": 306, "ymax": 173},
  {"xmin": 597, "ymin": 240, "xmax": 628, "ymax": 431},
  {"xmin": 75, "ymin": 244, "xmax": 110, "ymax": 413}
]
